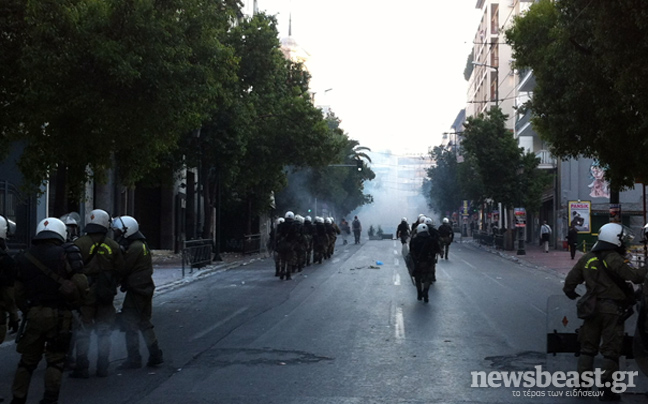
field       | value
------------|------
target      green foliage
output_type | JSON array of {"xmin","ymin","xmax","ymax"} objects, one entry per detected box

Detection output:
[
  {"xmin": 424, "ymin": 146, "xmax": 463, "ymax": 217},
  {"xmin": 275, "ymin": 113, "xmax": 375, "ymax": 217},
  {"xmin": 460, "ymin": 107, "xmax": 549, "ymax": 212},
  {"xmin": 506, "ymin": 0, "xmax": 648, "ymax": 189},
  {"xmin": 1, "ymin": 0, "xmax": 239, "ymax": 197}
]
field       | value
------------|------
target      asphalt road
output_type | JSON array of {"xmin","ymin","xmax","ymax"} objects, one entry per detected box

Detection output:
[{"xmin": 1, "ymin": 239, "xmax": 647, "ymax": 403}]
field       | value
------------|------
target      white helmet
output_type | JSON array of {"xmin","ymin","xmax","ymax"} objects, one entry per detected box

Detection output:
[
  {"xmin": 325, "ymin": 217, "xmax": 332, "ymax": 224},
  {"xmin": 401, "ymin": 217, "xmax": 407, "ymax": 222},
  {"xmin": 285, "ymin": 211, "xmax": 295, "ymax": 220},
  {"xmin": 295, "ymin": 214, "xmax": 305, "ymax": 224},
  {"xmin": 424, "ymin": 217, "xmax": 434, "ymax": 226},
  {"xmin": 60, "ymin": 212, "xmax": 81, "ymax": 227},
  {"xmin": 112, "ymin": 215, "xmax": 139, "ymax": 238},
  {"xmin": 330, "ymin": 217, "xmax": 335, "ymax": 223},
  {"xmin": 305, "ymin": 216, "xmax": 312, "ymax": 222},
  {"xmin": 416, "ymin": 223, "xmax": 428, "ymax": 233},
  {"xmin": 34, "ymin": 217, "xmax": 67, "ymax": 242},
  {"xmin": 87, "ymin": 209, "xmax": 111, "ymax": 230},
  {"xmin": 276, "ymin": 217, "xmax": 285, "ymax": 225},
  {"xmin": 315, "ymin": 216, "xmax": 324, "ymax": 224},
  {"xmin": 0, "ymin": 215, "xmax": 7, "ymax": 239},
  {"xmin": 597, "ymin": 223, "xmax": 627, "ymax": 247},
  {"xmin": 443, "ymin": 217, "xmax": 450, "ymax": 224},
  {"xmin": 418, "ymin": 216, "xmax": 426, "ymax": 224}
]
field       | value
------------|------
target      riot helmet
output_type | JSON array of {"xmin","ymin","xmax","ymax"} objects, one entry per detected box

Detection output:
[
  {"xmin": 86, "ymin": 209, "xmax": 111, "ymax": 233},
  {"xmin": 305, "ymin": 216, "xmax": 312, "ymax": 223},
  {"xmin": 0, "ymin": 215, "xmax": 7, "ymax": 240},
  {"xmin": 285, "ymin": 211, "xmax": 295, "ymax": 220},
  {"xmin": 295, "ymin": 214, "xmax": 305, "ymax": 224},
  {"xmin": 112, "ymin": 215, "xmax": 140, "ymax": 239},
  {"xmin": 416, "ymin": 223, "xmax": 428, "ymax": 233},
  {"xmin": 33, "ymin": 218, "xmax": 67, "ymax": 243},
  {"xmin": 592, "ymin": 223, "xmax": 633, "ymax": 252},
  {"xmin": 443, "ymin": 218, "xmax": 450, "ymax": 224},
  {"xmin": 325, "ymin": 217, "xmax": 332, "ymax": 224}
]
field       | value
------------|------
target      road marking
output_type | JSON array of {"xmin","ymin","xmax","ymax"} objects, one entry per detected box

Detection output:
[
  {"xmin": 530, "ymin": 303, "xmax": 546, "ymax": 315},
  {"xmin": 394, "ymin": 307, "xmax": 405, "ymax": 341},
  {"xmin": 458, "ymin": 257, "xmax": 477, "ymax": 269},
  {"xmin": 394, "ymin": 249, "xmax": 398, "ymax": 256},
  {"xmin": 190, "ymin": 307, "xmax": 248, "ymax": 341},
  {"xmin": 393, "ymin": 271, "xmax": 401, "ymax": 286},
  {"xmin": 481, "ymin": 272, "xmax": 506, "ymax": 287}
]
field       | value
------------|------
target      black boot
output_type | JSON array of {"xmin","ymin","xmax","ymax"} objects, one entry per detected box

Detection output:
[
  {"xmin": 423, "ymin": 288, "xmax": 429, "ymax": 303},
  {"xmin": 416, "ymin": 289, "xmax": 422, "ymax": 301},
  {"xmin": 147, "ymin": 343, "xmax": 164, "ymax": 367}
]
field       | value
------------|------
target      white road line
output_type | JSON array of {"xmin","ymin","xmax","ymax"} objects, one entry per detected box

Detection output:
[
  {"xmin": 394, "ymin": 307, "xmax": 405, "ymax": 341},
  {"xmin": 481, "ymin": 272, "xmax": 506, "ymax": 287},
  {"xmin": 393, "ymin": 272, "xmax": 401, "ymax": 286},
  {"xmin": 190, "ymin": 307, "xmax": 248, "ymax": 341},
  {"xmin": 458, "ymin": 257, "xmax": 477, "ymax": 269},
  {"xmin": 530, "ymin": 303, "xmax": 546, "ymax": 315}
]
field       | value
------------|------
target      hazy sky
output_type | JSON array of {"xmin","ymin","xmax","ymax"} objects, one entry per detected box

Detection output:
[{"xmin": 252, "ymin": 1, "xmax": 483, "ymax": 155}]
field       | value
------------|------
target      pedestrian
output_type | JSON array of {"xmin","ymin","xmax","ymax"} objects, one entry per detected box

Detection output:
[
  {"xmin": 70, "ymin": 209, "xmax": 125, "ymax": 378},
  {"xmin": 10, "ymin": 218, "xmax": 88, "ymax": 404},
  {"xmin": 111, "ymin": 216, "xmax": 164, "ymax": 369},
  {"xmin": 438, "ymin": 218, "xmax": 454, "ymax": 260},
  {"xmin": 540, "ymin": 220, "xmax": 552, "ymax": 253},
  {"xmin": 0, "ymin": 215, "xmax": 19, "ymax": 345},
  {"xmin": 567, "ymin": 222, "xmax": 579, "ymax": 260},
  {"xmin": 562, "ymin": 223, "xmax": 646, "ymax": 402},
  {"xmin": 340, "ymin": 219, "xmax": 351, "ymax": 245},
  {"xmin": 409, "ymin": 223, "xmax": 441, "ymax": 303},
  {"xmin": 352, "ymin": 216, "xmax": 362, "ymax": 244},
  {"xmin": 396, "ymin": 217, "xmax": 410, "ymax": 245}
]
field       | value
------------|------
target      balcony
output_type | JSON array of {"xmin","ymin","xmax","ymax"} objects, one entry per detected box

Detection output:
[
  {"xmin": 515, "ymin": 109, "xmax": 533, "ymax": 137},
  {"xmin": 535, "ymin": 149, "xmax": 557, "ymax": 169}
]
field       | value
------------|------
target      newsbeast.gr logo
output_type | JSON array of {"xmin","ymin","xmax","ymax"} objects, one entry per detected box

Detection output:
[{"xmin": 471, "ymin": 366, "xmax": 639, "ymax": 398}]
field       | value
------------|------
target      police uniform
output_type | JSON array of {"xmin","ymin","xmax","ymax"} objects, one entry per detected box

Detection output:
[
  {"xmin": 563, "ymin": 224, "xmax": 647, "ymax": 401},
  {"xmin": 10, "ymin": 218, "xmax": 87, "ymax": 404},
  {"xmin": 410, "ymin": 224, "xmax": 441, "ymax": 303},
  {"xmin": 113, "ymin": 216, "xmax": 163, "ymax": 369},
  {"xmin": 438, "ymin": 222, "xmax": 454, "ymax": 260},
  {"xmin": 71, "ymin": 226, "xmax": 125, "ymax": 378}
]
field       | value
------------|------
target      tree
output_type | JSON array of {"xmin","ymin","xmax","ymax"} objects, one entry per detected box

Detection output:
[
  {"xmin": 460, "ymin": 107, "xmax": 550, "ymax": 212},
  {"xmin": 424, "ymin": 146, "xmax": 463, "ymax": 217},
  {"xmin": 1, "ymin": 0, "xmax": 239, "ymax": 207},
  {"xmin": 506, "ymin": 0, "xmax": 648, "ymax": 190},
  {"xmin": 275, "ymin": 114, "xmax": 376, "ymax": 218}
]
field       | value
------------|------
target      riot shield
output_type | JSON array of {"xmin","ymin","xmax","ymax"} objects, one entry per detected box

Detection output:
[
  {"xmin": 546, "ymin": 294, "xmax": 636, "ymax": 357},
  {"xmin": 633, "ymin": 298, "xmax": 648, "ymax": 376}
]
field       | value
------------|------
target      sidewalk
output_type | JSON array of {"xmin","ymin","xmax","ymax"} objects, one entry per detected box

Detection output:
[
  {"xmin": 463, "ymin": 238, "xmax": 581, "ymax": 278},
  {"xmin": 150, "ymin": 250, "xmax": 265, "ymax": 295}
]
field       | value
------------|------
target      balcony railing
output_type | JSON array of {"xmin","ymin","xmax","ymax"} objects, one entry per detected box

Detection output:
[{"xmin": 535, "ymin": 149, "xmax": 557, "ymax": 169}]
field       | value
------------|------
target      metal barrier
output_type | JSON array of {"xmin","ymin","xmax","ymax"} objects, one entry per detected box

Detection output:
[
  {"xmin": 242, "ymin": 234, "xmax": 261, "ymax": 255},
  {"xmin": 182, "ymin": 239, "xmax": 213, "ymax": 277}
]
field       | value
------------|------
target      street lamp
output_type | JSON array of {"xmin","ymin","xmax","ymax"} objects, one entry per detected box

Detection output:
[{"xmin": 472, "ymin": 61, "xmax": 499, "ymax": 107}]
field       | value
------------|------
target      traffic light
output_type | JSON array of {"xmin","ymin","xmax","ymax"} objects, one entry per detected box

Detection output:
[{"xmin": 356, "ymin": 160, "xmax": 363, "ymax": 172}]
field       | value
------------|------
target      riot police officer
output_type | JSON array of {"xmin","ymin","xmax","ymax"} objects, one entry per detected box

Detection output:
[
  {"xmin": 276, "ymin": 211, "xmax": 297, "ymax": 280},
  {"xmin": 70, "ymin": 209, "xmax": 125, "ymax": 378},
  {"xmin": 438, "ymin": 217, "xmax": 454, "ymax": 260},
  {"xmin": 112, "ymin": 216, "xmax": 164, "ymax": 369},
  {"xmin": 396, "ymin": 217, "xmax": 410, "ymax": 245},
  {"xmin": 10, "ymin": 218, "xmax": 87, "ymax": 404},
  {"xmin": 0, "ymin": 215, "xmax": 18, "ymax": 345},
  {"xmin": 312, "ymin": 217, "xmax": 328, "ymax": 264},
  {"xmin": 410, "ymin": 223, "xmax": 441, "ymax": 303},
  {"xmin": 303, "ymin": 216, "xmax": 314, "ymax": 266},
  {"xmin": 563, "ymin": 223, "xmax": 647, "ymax": 401}
]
